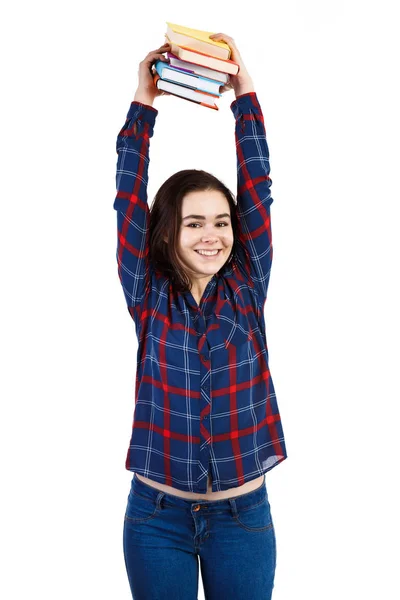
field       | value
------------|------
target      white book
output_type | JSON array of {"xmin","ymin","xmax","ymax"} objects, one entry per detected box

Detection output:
[
  {"xmin": 154, "ymin": 77, "xmax": 219, "ymax": 111},
  {"xmin": 167, "ymin": 53, "xmax": 230, "ymax": 85}
]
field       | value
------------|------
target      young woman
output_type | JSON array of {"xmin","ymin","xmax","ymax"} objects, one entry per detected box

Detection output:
[{"xmin": 114, "ymin": 33, "xmax": 287, "ymax": 600}]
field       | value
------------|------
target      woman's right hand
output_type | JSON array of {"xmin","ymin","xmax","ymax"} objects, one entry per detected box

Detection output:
[{"xmin": 134, "ymin": 43, "xmax": 171, "ymax": 106}]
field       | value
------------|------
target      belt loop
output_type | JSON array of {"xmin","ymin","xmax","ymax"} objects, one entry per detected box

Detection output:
[{"xmin": 229, "ymin": 498, "xmax": 238, "ymax": 517}]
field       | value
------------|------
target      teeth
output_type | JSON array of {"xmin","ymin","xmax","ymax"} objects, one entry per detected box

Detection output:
[{"xmin": 196, "ymin": 250, "xmax": 219, "ymax": 256}]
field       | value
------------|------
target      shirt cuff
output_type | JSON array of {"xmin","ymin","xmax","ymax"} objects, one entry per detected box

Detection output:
[
  {"xmin": 230, "ymin": 92, "xmax": 261, "ymax": 119},
  {"xmin": 126, "ymin": 101, "xmax": 158, "ymax": 125}
]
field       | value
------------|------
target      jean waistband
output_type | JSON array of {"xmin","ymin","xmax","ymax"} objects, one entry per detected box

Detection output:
[{"xmin": 130, "ymin": 472, "xmax": 267, "ymax": 513}]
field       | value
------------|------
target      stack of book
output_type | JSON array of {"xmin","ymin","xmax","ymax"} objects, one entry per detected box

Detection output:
[{"xmin": 152, "ymin": 22, "xmax": 240, "ymax": 111}]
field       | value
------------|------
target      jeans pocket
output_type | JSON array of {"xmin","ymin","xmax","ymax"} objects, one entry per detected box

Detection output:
[
  {"xmin": 124, "ymin": 491, "xmax": 161, "ymax": 524},
  {"xmin": 234, "ymin": 495, "xmax": 274, "ymax": 532}
]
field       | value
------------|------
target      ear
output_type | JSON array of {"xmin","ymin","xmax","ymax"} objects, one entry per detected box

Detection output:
[{"xmin": 163, "ymin": 235, "xmax": 168, "ymax": 243}]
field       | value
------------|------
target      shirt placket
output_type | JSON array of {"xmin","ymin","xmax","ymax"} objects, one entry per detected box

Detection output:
[{"xmin": 196, "ymin": 312, "xmax": 212, "ymax": 489}]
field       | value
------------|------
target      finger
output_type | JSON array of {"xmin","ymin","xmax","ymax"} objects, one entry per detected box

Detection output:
[
  {"xmin": 143, "ymin": 44, "xmax": 170, "ymax": 60},
  {"xmin": 210, "ymin": 33, "xmax": 234, "ymax": 42},
  {"xmin": 142, "ymin": 52, "xmax": 170, "ymax": 65},
  {"xmin": 221, "ymin": 83, "xmax": 233, "ymax": 93},
  {"xmin": 210, "ymin": 34, "xmax": 238, "ymax": 52},
  {"xmin": 154, "ymin": 43, "xmax": 171, "ymax": 53}
]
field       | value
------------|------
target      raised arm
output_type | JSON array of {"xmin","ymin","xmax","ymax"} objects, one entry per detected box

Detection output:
[
  {"xmin": 230, "ymin": 92, "xmax": 273, "ymax": 306},
  {"xmin": 113, "ymin": 43, "xmax": 170, "ymax": 317},
  {"xmin": 210, "ymin": 33, "xmax": 274, "ymax": 307},
  {"xmin": 114, "ymin": 101, "xmax": 157, "ymax": 314}
]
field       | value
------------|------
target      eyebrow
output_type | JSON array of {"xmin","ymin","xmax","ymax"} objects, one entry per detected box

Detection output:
[{"xmin": 182, "ymin": 213, "xmax": 231, "ymax": 221}]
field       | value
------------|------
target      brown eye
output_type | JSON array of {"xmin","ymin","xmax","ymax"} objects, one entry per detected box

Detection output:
[{"xmin": 187, "ymin": 222, "xmax": 229, "ymax": 228}]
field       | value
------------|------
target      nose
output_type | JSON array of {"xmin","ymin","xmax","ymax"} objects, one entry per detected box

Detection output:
[{"xmin": 201, "ymin": 233, "xmax": 219, "ymax": 242}]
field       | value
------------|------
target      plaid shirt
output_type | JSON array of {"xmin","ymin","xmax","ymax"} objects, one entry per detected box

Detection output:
[{"xmin": 114, "ymin": 92, "xmax": 287, "ymax": 494}]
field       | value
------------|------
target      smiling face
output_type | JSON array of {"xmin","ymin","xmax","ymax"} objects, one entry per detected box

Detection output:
[{"xmin": 175, "ymin": 189, "xmax": 234, "ymax": 287}]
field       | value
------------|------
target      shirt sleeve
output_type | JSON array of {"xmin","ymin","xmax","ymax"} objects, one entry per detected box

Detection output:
[
  {"xmin": 230, "ymin": 92, "xmax": 274, "ymax": 308},
  {"xmin": 113, "ymin": 101, "xmax": 158, "ymax": 316}
]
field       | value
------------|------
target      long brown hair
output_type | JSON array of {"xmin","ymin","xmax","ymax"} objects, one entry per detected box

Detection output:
[{"xmin": 148, "ymin": 169, "xmax": 247, "ymax": 294}]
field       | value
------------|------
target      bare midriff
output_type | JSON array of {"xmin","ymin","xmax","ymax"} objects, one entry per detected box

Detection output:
[{"xmin": 135, "ymin": 472, "xmax": 265, "ymax": 500}]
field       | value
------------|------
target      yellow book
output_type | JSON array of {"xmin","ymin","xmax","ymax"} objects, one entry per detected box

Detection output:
[{"xmin": 166, "ymin": 22, "xmax": 231, "ymax": 60}]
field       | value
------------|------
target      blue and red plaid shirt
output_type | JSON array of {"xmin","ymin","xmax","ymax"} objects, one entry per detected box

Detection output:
[{"xmin": 114, "ymin": 92, "xmax": 287, "ymax": 494}]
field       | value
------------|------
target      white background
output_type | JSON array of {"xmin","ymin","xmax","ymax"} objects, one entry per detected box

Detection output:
[{"xmin": 1, "ymin": 1, "xmax": 399, "ymax": 598}]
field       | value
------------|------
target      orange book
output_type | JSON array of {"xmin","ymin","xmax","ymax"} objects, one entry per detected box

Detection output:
[{"xmin": 165, "ymin": 38, "xmax": 240, "ymax": 76}]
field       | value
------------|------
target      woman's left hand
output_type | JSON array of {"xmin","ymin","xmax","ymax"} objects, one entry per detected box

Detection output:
[{"xmin": 209, "ymin": 33, "xmax": 254, "ymax": 97}]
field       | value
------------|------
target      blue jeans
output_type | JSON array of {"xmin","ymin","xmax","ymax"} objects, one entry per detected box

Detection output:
[{"xmin": 123, "ymin": 473, "xmax": 277, "ymax": 599}]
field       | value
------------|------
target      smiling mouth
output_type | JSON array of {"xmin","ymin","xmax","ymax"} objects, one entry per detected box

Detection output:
[{"xmin": 194, "ymin": 249, "xmax": 222, "ymax": 258}]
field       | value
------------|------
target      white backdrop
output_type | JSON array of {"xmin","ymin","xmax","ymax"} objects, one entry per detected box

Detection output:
[{"xmin": 1, "ymin": 1, "xmax": 399, "ymax": 598}]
